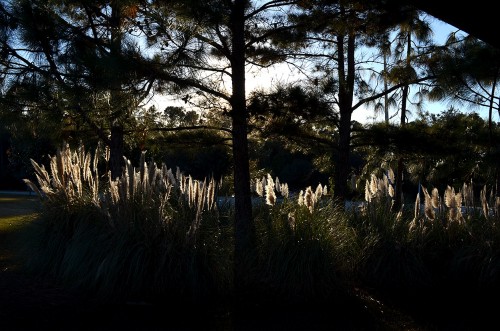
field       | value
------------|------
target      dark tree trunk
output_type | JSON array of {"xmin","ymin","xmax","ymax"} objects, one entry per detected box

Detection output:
[
  {"xmin": 108, "ymin": 3, "xmax": 125, "ymax": 180},
  {"xmin": 109, "ymin": 124, "xmax": 124, "ymax": 179},
  {"xmin": 0, "ymin": 133, "xmax": 5, "ymax": 184},
  {"xmin": 394, "ymin": 33, "xmax": 411, "ymax": 211},
  {"xmin": 333, "ymin": 30, "xmax": 355, "ymax": 203},
  {"xmin": 394, "ymin": 156, "xmax": 404, "ymax": 209},
  {"xmin": 496, "ymin": 166, "xmax": 500, "ymax": 203},
  {"xmin": 230, "ymin": 0, "xmax": 255, "ymax": 295},
  {"xmin": 394, "ymin": 84, "xmax": 408, "ymax": 210},
  {"xmin": 334, "ymin": 109, "xmax": 353, "ymax": 202}
]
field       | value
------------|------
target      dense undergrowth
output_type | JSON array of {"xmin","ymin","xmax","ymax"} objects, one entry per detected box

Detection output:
[{"xmin": 21, "ymin": 143, "xmax": 500, "ymax": 321}]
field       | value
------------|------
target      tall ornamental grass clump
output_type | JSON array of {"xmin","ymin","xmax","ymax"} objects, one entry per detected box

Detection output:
[
  {"xmin": 24, "ymin": 143, "xmax": 500, "ymax": 310},
  {"xmin": 22, "ymin": 144, "xmax": 109, "ymax": 279},
  {"xmin": 353, "ymin": 167, "xmax": 500, "ymax": 304},
  {"xmin": 23, "ymin": 143, "xmax": 232, "ymax": 305},
  {"xmin": 352, "ymin": 168, "xmax": 432, "ymax": 297},
  {"xmin": 408, "ymin": 182, "xmax": 500, "ymax": 299},
  {"xmin": 250, "ymin": 175, "xmax": 360, "ymax": 304},
  {"xmin": 23, "ymin": 144, "xmax": 362, "ymax": 307}
]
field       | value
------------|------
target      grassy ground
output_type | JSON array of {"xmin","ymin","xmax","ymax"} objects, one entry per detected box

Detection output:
[
  {"xmin": 0, "ymin": 194, "xmax": 40, "ymax": 269},
  {"xmin": 0, "ymin": 194, "xmax": 430, "ymax": 331}
]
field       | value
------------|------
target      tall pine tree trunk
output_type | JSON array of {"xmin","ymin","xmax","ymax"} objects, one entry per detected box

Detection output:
[
  {"xmin": 394, "ymin": 32, "xmax": 412, "ymax": 211},
  {"xmin": 108, "ymin": 3, "xmax": 125, "ymax": 179},
  {"xmin": 109, "ymin": 123, "xmax": 124, "ymax": 179},
  {"xmin": 488, "ymin": 69, "xmax": 500, "ymax": 200},
  {"xmin": 335, "ymin": 108, "xmax": 353, "ymax": 202},
  {"xmin": 230, "ymin": 0, "xmax": 255, "ymax": 295},
  {"xmin": 384, "ymin": 50, "xmax": 390, "ymax": 125},
  {"xmin": 394, "ymin": 84, "xmax": 408, "ymax": 210},
  {"xmin": 333, "ymin": 30, "xmax": 355, "ymax": 203}
]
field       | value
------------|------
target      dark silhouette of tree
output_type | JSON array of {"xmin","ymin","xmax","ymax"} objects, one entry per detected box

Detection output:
[
  {"xmin": 427, "ymin": 35, "xmax": 500, "ymax": 196},
  {"xmin": 383, "ymin": 8, "xmax": 433, "ymax": 209},
  {"xmin": 359, "ymin": 108, "xmax": 497, "ymax": 194},
  {"xmin": 0, "ymin": 0, "xmax": 187, "ymax": 178},
  {"xmin": 287, "ymin": 0, "xmax": 432, "ymax": 203},
  {"xmin": 146, "ymin": 0, "xmax": 300, "ymax": 293},
  {"xmin": 247, "ymin": 83, "xmax": 337, "ymax": 179},
  {"xmin": 428, "ymin": 36, "xmax": 500, "ymax": 137},
  {"xmin": 0, "ymin": 81, "xmax": 62, "ymax": 188}
]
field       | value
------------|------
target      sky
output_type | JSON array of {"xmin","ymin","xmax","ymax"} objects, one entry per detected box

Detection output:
[
  {"xmin": 148, "ymin": 14, "xmax": 487, "ymax": 126},
  {"xmin": 352, "ymin": 16, "xmax": 463, "ymax": 124}
]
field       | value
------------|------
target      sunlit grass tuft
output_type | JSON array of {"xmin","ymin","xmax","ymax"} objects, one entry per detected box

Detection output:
[
  {"xmin": 251, "ymin": 174, "xmax": 360, "ymax": 304},
  {"xmin": 22, "ymin": 143, "xmax": 232, "ymax": 305},
  {"xmin": 17, "ymin": 149, "xmax": 500, "ymax": 312},
  {"xmin": 353, "ymin": 166, "xmax": 500, "ymax": 304}
]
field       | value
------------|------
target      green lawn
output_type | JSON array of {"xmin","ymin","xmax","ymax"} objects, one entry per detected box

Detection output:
[
  {"xmin": 0, "ymin": 194, "xmax": 40, "ymax": 268},
  {"xmin": 0, "ymin": 194, "xmax": 40, "ymax": 219}
]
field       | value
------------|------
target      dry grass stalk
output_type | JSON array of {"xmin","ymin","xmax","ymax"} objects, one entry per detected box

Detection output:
[
  {"xmin": 207, "ymin": 178, "xmax": 215, "ymax": 210},
  {"xmin": 25, "ymin": 143, "xmax": 227, "ymax": 253},
  {"xmin": 186, "ymin": 179, "xmax": 208, "ymax": 243},
  {"xmin": 480, "ymin": 185, "xmax": 489, "ymax": 219},
  {"xmin": 496, "ymin": 197, "xmax": 500, "ymax": 219},
  {"xmin": 414, "ymin": 192, "xmax": 421, "ymax": 221},
  {"xmin": 298, "ymin": 190, "xmax": 304, "ymax": 206},
  {"xmin": 304, "ymin": 186, "xmax": 316, "ymax": 213},
  {"xmin": 315, "ymin": 183, "xmax": 323, "ymax": 199},
  {"xmin": 261, "ymin": 176, "xmax": 267, "ymax": 191},
  {"xmin": 280, "ymin": 183, "xmax": 289, "ymax": 199},
  {"xmin": 444, "ymin": 186, "xmax": 455, "ymax": 208},
  {"xmin": 461, "ymin": 181, "xmax": 474, "ymax": 210},
  {"xmin": 431, "ymin": 188, "xmax": 439, "ymax": 209},
  {"xmin": 252, "ymin": 174, "xmax": 291, "ymax": 201},
  {"xmin": 388, "ymin": 183, "xmax": 395, "ymax": 199},
  {"xmin": 409, "ymin": 190, "xmax": 422, "ymax": 232},
  {"xmin": 165, "ymin": 167, "xmax": 176, "ymax": 186},
  {"xmin": 369, "ymin": 174, "xmax": 378, "ymax": 198},
  {"xmin": 255, "ymin": 179, "xmax": 264, "ymax": 197},
  {"xmin": 381, "ymin": 174, "xmax": 389, "ymax": 197},
  {"xmin": 265, "ymin": 174, "xmax": 277, "ymax": 206},
  {"xmin": 490, "ymin": 187, "xmax": 495, "ymax": 208},
  {"xmin": 105, "ymin": 146, "xmax": 110, "ymax": 162},
  {"xmin": 24, "ymin": 143, "xmax": 101, "ymax": 205},
  {"xmin": 287, "ymin": 212, "xmax": 296, "ymax": 232},
  {"xmin": 386, "ymin": 167, "xmax": 395, "ymax": 186},
  {"xmin": 365, "ymin": 179, "xmax": 372, "ymax": 203},
  {"xmin": 443, "ymin": 186, "xmax": 464, "ymax": 224},
  {"xmin": 421, "ymin": 185, "xmax": 435, "ymax": 221},
  {"xmin": 364, "ymin": 169, "xmax": 394, "ymax": 209}
]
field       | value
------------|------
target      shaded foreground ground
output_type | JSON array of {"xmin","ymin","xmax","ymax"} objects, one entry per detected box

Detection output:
[
  {"xmin": 0, "ymin": 193, "xmax": 479, "ymax": 330},
  {"xmin": 0, "ymin": 259, "xmax": 418, "ymax": 331}
]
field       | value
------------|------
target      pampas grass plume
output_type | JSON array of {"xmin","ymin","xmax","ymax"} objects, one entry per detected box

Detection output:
[
  {"xmin": 421, "ymin": 185, "xmax": 435, "ymax": 221},
  {"xmin": 365, "ymin": 180, "xmax": 372, "ymax": 203},
  {"xmin": 298, "ymin": 190, "xmax": 304, "ymax": 206},
  {"xmin": 265, "ymin": 174, "xmax": 276, "ymax": 206},
  {"xmin": 431, "ymin": 188, "xmax": 439, "ymax": 209},
  {"xmin": 414, "ymin": 192, "xmax": 420, "ymax": 220}
]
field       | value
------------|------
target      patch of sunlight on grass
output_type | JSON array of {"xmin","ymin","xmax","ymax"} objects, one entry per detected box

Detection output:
[
  {"xmin": 0, "ymin": 213, "xmax": 39, "ymax": 269},
  {"xmin": 0, "ymin": 196, "xmax": 40, "ymax": 258},
  {"xmin": 0, "ymin": 195, "xmax": 41, "ymax": 219},
  {"xmin": 0, "ymin": 214, "xmax": 37, "ymax": 232},
  {"xmin": 0, "ymin": 198, "xmax": 20, "ymax": 202}
]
